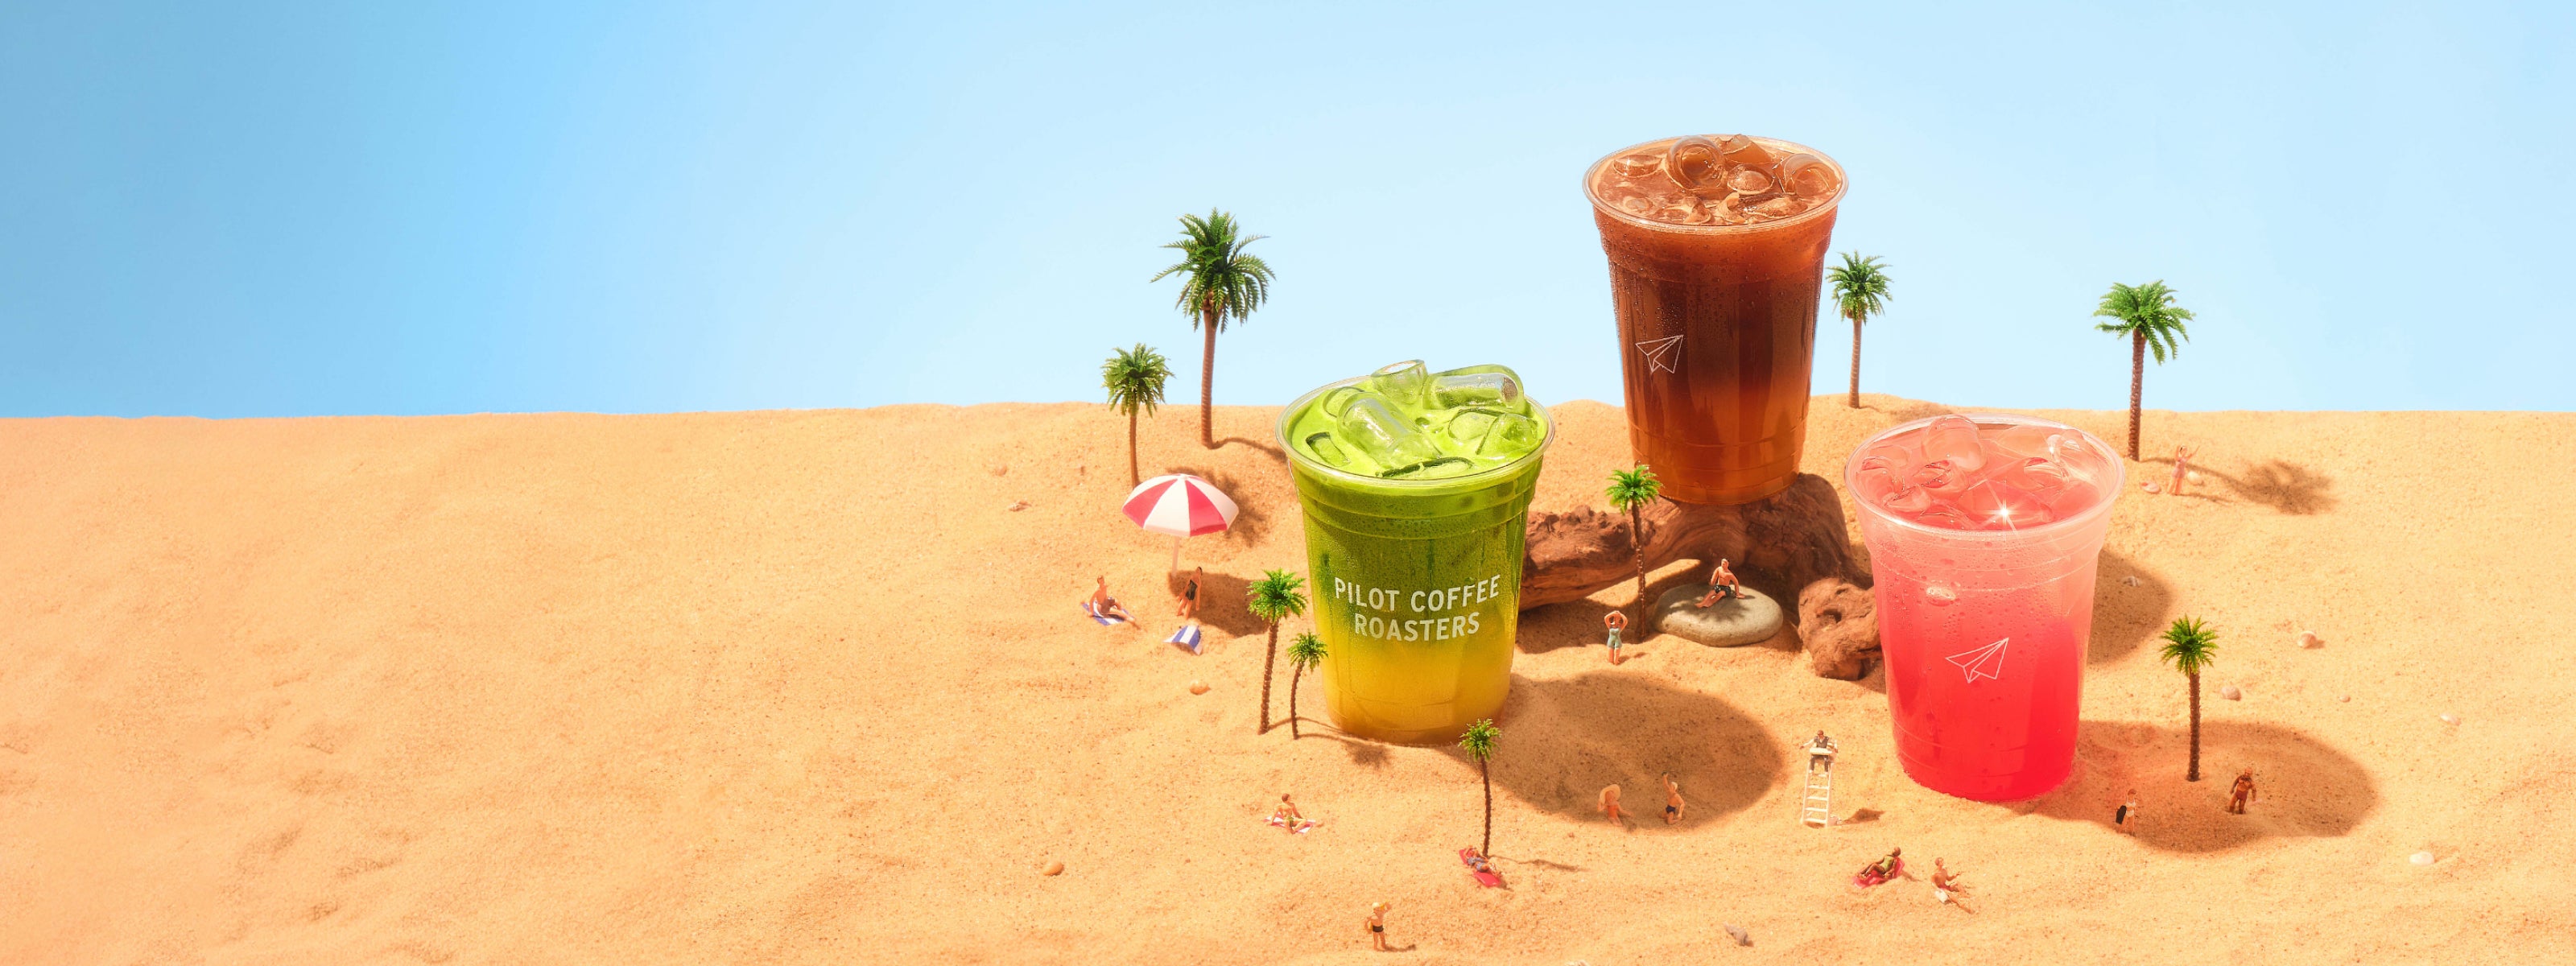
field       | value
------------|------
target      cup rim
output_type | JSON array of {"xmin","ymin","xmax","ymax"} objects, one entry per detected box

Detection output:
[
  {"xmin": 1842, "ymin": 413, "xmax": 2127, "ymax": 541},
  {"xmin": 1275, "ymin": 373, "xmax": 1555, "ymax": 489},
  {"xmin": 1583, "ymin": 134, "xmax": 1848, "ymax": 234}
]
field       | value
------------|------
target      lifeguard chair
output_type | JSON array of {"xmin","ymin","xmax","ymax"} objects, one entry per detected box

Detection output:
[{"xmin": 1800, "ymin": 733, "xmax": 1839, "ymax": 828}]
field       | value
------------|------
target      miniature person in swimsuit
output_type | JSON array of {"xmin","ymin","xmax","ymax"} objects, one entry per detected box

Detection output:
[
  {"xmin": 1365, "ymin": 902, "xmax": 1390, "ymax": 952},
  {"xmin": 1177, "ymin": 566, "xmax": 1203, "ymax": 621},
  {"xmin": 1806, "ymin": 731, "xmax": 1838, "ymax": 773},
  {"xmin": 1662, "ymin": 772, "xmax": 1686, "ymax": 825},
  {"xmin": 2168, "ymin": 446, "xmax": 2195, "ymax": 497},
  {"xmin": 1599, "ymin": 784, "xmax": 1627, "ymax": 826},
  {"xmin": 1089, "ymin": 577, "xmax": 1133, "ymax": 621},
  {"xmin": 2227, "ymin": 768, "xmax": 2258, "ymax": 814},
  {"xmin": 1859, "ymin": 846, "xmax": 1901, "ymax": 881},
  {"xmin": 1463, "ymin": 847, "xmax": 1492, "ymax": 873},
  {"xmin": 1930, "ymin": 857, "xmax": 1971, "ymax": 910},
  {"xmin": 1603, "ymin": 611, "xmax": 1629, "ymax": 665},
  {"xmin": 1695, "ymin": 559, "xmax": 1742, "ymax": 607},
  {"xmin": 2114, "ymin": 790, "xmax": 2140, "ymax": 834},
  {"xmin": 1268, "ymin": 793, "xmax": 1312, "ymax": 831}
]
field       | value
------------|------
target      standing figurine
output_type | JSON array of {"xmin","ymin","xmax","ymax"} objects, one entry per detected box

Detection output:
[
  {"xmin": 1603, "ymin": 610, "xmax": 1629, "ymax": 665},
  {"xmin": 1662, "ymin": 773, "xmax": 1686, "ymax": 825},
  {"xmin": 1930, "ymin": 858, "xmax": 1972, "ymax": 911},
  {"xmin": 1696, "ymin": 559, "xmax": 1742, "ymax": 607},
  {"xmin": 1806, "ymin": 731, "xmax": 1839, "ymax": 773},
  {"xmin": 1177, "ymin": 566, "xmax": 1204, "ymax": 622},
  {"xmin": 2168, "ymin": 446, "xmax": 2196, "ymax": 497},
  {"xmin": 2227, "ymin": 768, "xmax": 2259, "ymax": 814},
  {"xmin": 2114, "ymin": 790, "xmax": 2140, "ymax": 834},
  {"xmin": 1364, "ymin": 902, "xmax": 1391, "ymax": 952},
  {"xmin": 1599, "ymin": 784, "xmax": 1627, "ymax": 826}
]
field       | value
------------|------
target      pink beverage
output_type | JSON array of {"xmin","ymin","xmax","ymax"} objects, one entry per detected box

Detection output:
[{"xmin": 1843, "ymin": 415, "xmax": 2124, "ymax": 801}]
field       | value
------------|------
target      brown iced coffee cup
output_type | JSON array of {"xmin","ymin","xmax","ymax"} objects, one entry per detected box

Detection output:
[{"xmin": 1584, "ymin": 134, "xmax": 1847, "ymax": 505}]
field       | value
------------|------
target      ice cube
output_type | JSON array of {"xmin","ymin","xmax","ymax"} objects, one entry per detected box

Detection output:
[
  {"xmin": 1319, "ymin": 386, "xmax": 1365, "ymax": 418},
  {"xmin": 1985, "ymin": 424, "xmax": 2060, "ymax": 462},
  {"xmin": 1744, "ymin": 194, "xmax": 1807, "ymax": 219},
  {"xmin": 1302, "ymin": 431, "xmax": 1352, "ymax": 468},
  {"xmin": 1912, "ymin": 501, "xmax": 1974, "ymax": 530},
  {"xmin": 1477, "ymin": 411, "xmax": 1543, "ymax": 457},
  {"xmin": 1368, "ymin": 360, "xmax": 1434, "ymax": 411},
  {"xmin": 1955, "ymin": 479, "xmax": 2057, "ymax": 530},
  {"xmin": 1431, "ymin": 372, "xmax": 1521, "ymax": 410},
  {"xmin": 1876, "ymin": 484, "xmax": 1932, "ymax": 514},
  {"xmin": 1381, "ymin": 456, "xmax": 1476, "ymax": 480},
  {"xmin": 1708, "ymin": 192, "xmax": 1747, "ymax": 225},
  {"xmin": 1443, "ymin": 407, "xmax": 1502, "ymax": 448},
  {"xmin": 1781, "ymin": 153, "xmax": 1838, "ymax": 199},
  {"xmin": 1726, "ymin": 167, "xmax": 1772, "ymax": 194},
  {"xmin": 1715, "ymin": 134, "xmax": 1775, "ymax": 171},
  {"xmin": 1922, "ymin": 416, "xmax": 1986, "ymax": 473},
  {"xmin": 1612, "ymin": 153, "xmax": 1662, "ymax": 179},
  {"xmin": 1336, "ymin": 395, "xmax": 1440, "ymax": 469},
  {"xmin": 1666, "ymin": 135, "xmax": 1727, "ymax": 195},
  {"xmin": 1616, "ymin": 194, "xmax": 1656, "ymax": 217}
]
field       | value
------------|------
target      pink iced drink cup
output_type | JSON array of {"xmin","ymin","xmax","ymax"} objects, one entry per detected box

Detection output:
[{"xmin": 1843, "ymin": 414, "xmax": 2124, "ymax": 801}]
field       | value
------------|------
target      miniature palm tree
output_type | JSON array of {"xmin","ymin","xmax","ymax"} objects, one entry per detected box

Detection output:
[
  {"xmin": 1245, "ymin": 569, "xmax": 1309, "ymax": 734},
  {"xmin": 2159, "ymin": 616, "xmax": 2220, "ymax": 782},
  {"xmin": 1286, "ymin": 632, "xmax": 1327, "ymax": 740},
  {"xmin": 1827, "ymin": 253, "xmax": 1893, "ymax": 408},
  {"xmin": 1604, "ymin": 466, "xmax": 1663, "ymax": 621},
  {"xmin": 1151, "ymin": 210, "xmax": 1276, "ymax": 450},
  {"xmin": 2093, "ymin": 281, "xmax": 2195, "ymax": 460},
  {"xmin": 1100, "ymin": 344, "xmax": 1174, "ymax": 487},
  {"xmin": 1459, "ymin": 718, "xmax": 1500, "ymax": 857}
]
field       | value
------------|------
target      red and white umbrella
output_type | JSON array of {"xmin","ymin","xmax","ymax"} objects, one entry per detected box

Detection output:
[{"xmin": 1123, "ymin": 473, "xmax": 1239, "ymax": 571}]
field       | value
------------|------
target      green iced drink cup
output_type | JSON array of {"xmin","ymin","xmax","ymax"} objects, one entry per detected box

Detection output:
[{"xmin": 1278, "ymin": 360, "xmax": 1554, "ymax": 744}]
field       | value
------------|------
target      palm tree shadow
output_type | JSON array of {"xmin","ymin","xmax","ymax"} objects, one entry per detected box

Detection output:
[
  {"xmin": 2143, "ymin": 457, "xmax": 2337, "ymax": 515},
  {"xmin": 2090, "ymin": 550, "xmax": 2174, "ymax": 665},
  {"xmin": 1441, "ymin": 672, "xmax": 1784, "ymax": 824},
  {"xmin": 1302, "ymin": 730, "xmax": 1390, "ymax": 770},
  {"xmin": 1213, "ymin": 436, "xmax": 1287, "ymax": 461},
  {"xmin": 2014, "ymin": 720, "xmax": 2376, "ymax": 852}
]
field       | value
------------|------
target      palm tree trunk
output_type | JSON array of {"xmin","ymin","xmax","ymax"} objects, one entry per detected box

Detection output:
[
  {"xmin": 1847, "ymin": 314, "xmax": 1863, "ymax": 408},
  {"xmin": 1126, "ymin": 407, "xmax": 1141, "ymax": 487},
  {"xmin": 1257, "ymin": 623, "xmax": 1278, "ymax": 733},
  {"xmin": 2128, "ymin": 332, "xmax": 2146, "ymax": 460},
  {"xmin": 1199, "ymin": 305, "xmax": 1219, "ymax": 450},
  {"xmin": 2186, "ymin": 670, "xmax": 2202, "ymax": 782},
  {"xmin": 1289, "ymin": 665, "xmax": 1302, "ymax": 739},
  {"xmin": 1480, "ymin": 759, "xmax": 1493, "ymax": 857},
  {"xmin": 1629, "ymin": 506, "xmax": 1645, "ymax": 619}
]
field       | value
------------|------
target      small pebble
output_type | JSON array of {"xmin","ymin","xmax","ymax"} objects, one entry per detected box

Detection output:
[
  {"xmin": 2297, "ymin": 630, "xmax": 2322, "ymax": 648},
  {"xmin": 2219, "ymin": 685, "xmax": 2242, "ymax": 701},
  {"xmin": 1007, "ymin": 501, "xmax": 1030, "ymax": 512},
  {"xmin": 2141, "ymin": 481, "xmax": 2163, "ymax": 493},
  {"xmin": 2121, "ymin": 576, "xmax": 2142, "ymax": 588},
  {"xmin": 1724, "ymin": 923, "xmax": 1751, "ymax": 946},
  {"xmin": 2338, "ymin": 695, "xmax": 2351, "ymax": 703},
  {"xmin": 1188, "ymin": 679, "xmax": 1209, "ymax": 695},
  {"xmin": 1040, "ymin": 860, "xmax": 1064, "ymax": 876},
  {"xmin": 2439, "ymin": 712, "xmax": 2460, "ymax": 725},
  {"xmin": 2409, "ymin": 851, "xmax": 2434, "ymax": 866},
  {"xmin": 991, "ymin": 464, "xmax": 1009, "ymax": 476},
  {"xmin": 2186, "ymin": 471, "xmax": 2205, "ymax": 485}
]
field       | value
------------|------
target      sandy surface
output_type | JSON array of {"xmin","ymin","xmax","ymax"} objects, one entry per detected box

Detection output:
[{"xmin": 4, "ymin": 396, "xmax": 2572, "ymax": 964}]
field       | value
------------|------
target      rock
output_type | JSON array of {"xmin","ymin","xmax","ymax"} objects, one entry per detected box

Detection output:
[
  {"xmin": 2297, "ymin": 630, "xmax": 2322, "ymax": 648},
  {"xmin": 1724, "ymin": 923, "xmax": 1751, "ymax": 947},
  {"xmin": 2439, "ymin": 712, "xmax": 2461, "ymax": 725},
  {"xmin": 2219, "ymin": 685, "xmax": 2242, "ymax": 701},
  {"xmin": 1654, "ymin": 584, "xmax": 1783, "ymax": 648},
  {"xmin": 2339, "ymin": 695, "xmax": 2351, "ymax": 702},
  {"xmin": 2186, "ymin": 471, "xmax": 2205, "ymax": 485},
  {"xmin": 1798, "ymin": 581, "xmax": 1880, "ymax": 680},
  {"xmin": 991, "ymin": 464, "xmax": 1009, "ymax": 477},
  {"xmin": 1187, "ymin": 679, "xmax": 1209, "ymax": 696},
  {"xmin": 1040, "ymin": 860, "xmax": 1063, "ymax": 875},
  {"xmin": 2141, "ymin": 481, "xmax": 2163, "ymax": 493},
  {"xmin": 1519, "ymin": 473, "xmax": 1874, "ymax": 679},
  {"xmin": 2409, "ymin": 851, "xmax": 2434, "ymax": 866},
  {"xmin": 1007, "ymin": 501, "xmax": 1030, "ymax": 512},
  {"xmin": 2121, "ymin": 575, "xmax": 2142, "ymax": 587}
]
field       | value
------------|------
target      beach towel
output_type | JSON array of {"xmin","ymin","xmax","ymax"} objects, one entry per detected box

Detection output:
[
  {"xmin": 1082, "ymin": 601, "xmax": 1128, "ymax": 625},
  {"xmin": 1853, "ymin": 857, "xmax": 1904, "ymax": 889},
  {"xmin": 1264, "ymin": 815, "xmax": 1319, "ymax": 834},
  {"xmin": 1459, "ymin": 848, "xmax": 1503, "ymax": 888},
  {"xmin": 1166, "ymin": 622, "xmax": 1203, "ymax": 654}
]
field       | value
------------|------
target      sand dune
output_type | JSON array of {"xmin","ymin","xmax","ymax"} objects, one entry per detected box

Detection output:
[{"xmin": 3, "ymin": 397, "xmax": 2571, "ymax": 964}]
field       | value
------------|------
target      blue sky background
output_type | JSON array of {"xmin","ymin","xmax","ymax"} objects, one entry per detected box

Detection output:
[{"xmin": 2, "ymin": 1, "xmax": 2570, "ymax": 418}]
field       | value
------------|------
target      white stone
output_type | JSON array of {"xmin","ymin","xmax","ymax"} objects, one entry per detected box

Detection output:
[
  {"xmin": 2297, "ymin": 630, "xmax": 2322, "ymax": 648},
  {"xmin": 2439, "ymin": 712, "xmax": 2461, "ymax": 725},
  {"xmin": 1654, "ymin": 584, "xmax": 1785, "ymax": 647},
  {"xmin": 2409, "ymin": 851, "xmax": 2434, "ymax": 866},
  {"xmin": 2219, "ymin": 685, "xmax": 2243, "ymax": 701}
]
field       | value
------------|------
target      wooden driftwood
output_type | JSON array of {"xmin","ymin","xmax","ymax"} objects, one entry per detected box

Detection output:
[{"xmin": 1519, "ymin": 473, "xmax": 1880, "ymax": 679}]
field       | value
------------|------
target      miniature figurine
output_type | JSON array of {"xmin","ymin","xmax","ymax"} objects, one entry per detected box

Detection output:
[
  {"xmin": 1365, "ymin": 902, "xmax": 1391, "ymax": 952},
  {"xmin": 1930, "ymin": 857, "xmax": 1972, "ymax": 910},
  {"xmin": 1177, "ymin": 565, "xmax": 1203, "ymax": 621},
  {"xmin": 1603, "ymin": 610, "xmax": 1629, "ymax": 665},
  {"xmin": 1853, "ymin": 846, "xmax": 1903, "ymax": 888},
  {"xmin": 1662, "ymin": 772, "xmax": 1686, "ymax": 825},
  {"xmin": 2227, "ymin": 768, "xmax": 2258, "ymax": 814},
  {"xmin": 1266, "ymin": 793, "xmax": 1318, "ymax": 833},
  {"xmin": 1695, "ymin": 558, "xmax": 1742, "ymax": 607},
  {"xmin": 2168, "ymin": 446, "xmax": 2196, "ymax": 497},
  {"xmin": 1806, "ymin": 731, "xmax": 1839, "ymax": 773},
  {"xmin": 2114, "ymin": 790, "xmax": 2140, "ymax": 834},
  {"xmin": 1599, "ymin": 784, "xmax": 1627, "ymax": 826},
  {"xmin": 1086, "ymin": 576, "xmax": 1135, "ymax": 623},
  {"xmin": 1459, "ymin": 846, "xmax": 1502, "ymax": 887}
]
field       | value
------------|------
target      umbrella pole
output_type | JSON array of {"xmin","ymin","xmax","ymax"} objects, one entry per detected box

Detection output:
[{"xmin": 1170, "ymin": 535, "xmax": 1183, "ymax": 575}]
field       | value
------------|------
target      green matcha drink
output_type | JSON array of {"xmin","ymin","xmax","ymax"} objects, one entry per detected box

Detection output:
[{"xmin": 1278, "ymin": 360, "xmax": 1553, "ymax": 744}]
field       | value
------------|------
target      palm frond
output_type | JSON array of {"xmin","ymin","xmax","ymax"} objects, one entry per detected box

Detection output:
[
  {"xmin": 1101, "ymin": 343, "xmax": 1174, "ymax": 416},
  {"xmin": 1246, "ymin": 569, "xmax": 1310, "ymax": 622},
  {"xmin": 1457, "ymin": 717, "xmax": 1499, "ymax": 762},
  {"xmin": 1152, "ymin": 209, "xmax": 1274, "ymax": 332},
  {"xmin": 2095, "ymin": 280, "xmax": 2196, "ymax": 366},
  {"xmin": 1604, "ymin": 465, "xmax": 1662, "ymax": 512},
  {"xmin": 1287, "ymin": 632, "xmax": 1327, "ymax": 669},
  {"xmin": 2158, "ymin": 616, "xmax": 2219, "ymax": 676}
]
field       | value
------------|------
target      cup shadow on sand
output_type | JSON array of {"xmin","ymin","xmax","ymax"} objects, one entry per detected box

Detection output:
[
  {"xmin": 2013, "ymin": 719, "xmax": 2378, "ymax": 853},
  {"xmin": 1441, "ymin": 671, "xmax": 1784, "ymax": 826}
]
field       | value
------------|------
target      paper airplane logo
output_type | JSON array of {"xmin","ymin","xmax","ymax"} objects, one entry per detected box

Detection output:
[
  {"xmin": 1946, "ymin": 638, "xmax": 2009, "ymax": 683},
  {"xmin": 1637, "ymin": 335, "xmax": 1684, "ymax": 374}
]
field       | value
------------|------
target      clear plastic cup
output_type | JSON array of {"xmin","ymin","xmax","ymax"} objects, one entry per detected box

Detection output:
[{"xmin": 1844, "ymin": 415, "xmax": 2124, "ymax": 800}]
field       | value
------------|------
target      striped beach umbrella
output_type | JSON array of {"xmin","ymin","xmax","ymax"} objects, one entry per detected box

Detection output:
[{"xmin": 1123, "ymin": 473, "xmax": 1239, "ymax": 571}]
